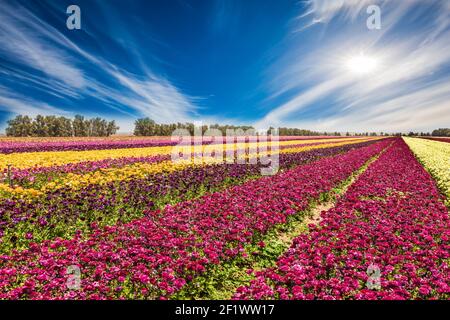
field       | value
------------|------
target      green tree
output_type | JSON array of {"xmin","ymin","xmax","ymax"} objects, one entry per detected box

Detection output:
[
  {"xmin": 5, "ymin": 115, "xmax": 33, "ymax": 137},
  {"xmin": 33, "ymin": 115, "xmax": 49, "ymax": 136},
  {"xmin": 432, "ymin": 128, "xmax": 450, "ymax": 137},
  {"xmin": 73, "ymin": 115, "xmax": 88, "ymax": 137},
  {"xmin": 5, "ymin": 114, "xmax": 118, "ymax": 137},
  {"xmin": 106, "ymin": 120, "xmax": 119, "ymax": 136}
]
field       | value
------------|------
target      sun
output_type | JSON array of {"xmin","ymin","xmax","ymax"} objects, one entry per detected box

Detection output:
[{"xmin": 345, "ymin": 54, "xmax": 378, "ymax": 75}]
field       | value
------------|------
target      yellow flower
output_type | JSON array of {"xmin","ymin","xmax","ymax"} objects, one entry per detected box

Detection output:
[
  {"xmin": 0, "ymin": 137, "xmax": 378, "ymax": 199},
  {"xmin": 0, "ymin": 137, "xmax": 368, "ymax": 170}
]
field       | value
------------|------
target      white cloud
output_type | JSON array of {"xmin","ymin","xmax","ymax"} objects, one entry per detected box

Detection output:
[
  {"xmin": 0, "ymin": 0, "xmax": 205, "ymax": 130},
  {"xmin": 258, "ymin": 0, "xmax": 450, "ymax": 132},
  {"xmin": 302, "ymin": 79, "xmax": 450, "ymax": 132},
  {"xmin": 301, "ymin": 0, "xmax": 376, "ymax": 24},
  {"xmin": 106, "ymin": 68, "xmax": 200, "ymax": 123},
  {"xmin": 0, "ymin": 3, "xmax": 85, "ymax": 88},
  {"xmin": 255, "ymin": 75, "xmax": 350, "ymax": 128},
  {"xmin": 0, "ymin": 86, "xmax": 71, "ymax": 117}
]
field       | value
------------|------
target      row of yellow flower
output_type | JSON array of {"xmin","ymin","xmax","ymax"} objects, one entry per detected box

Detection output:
[
  {"xmin": 0, "ymin": 138, "xmax": 377, "ymax": 198},
  {"xmin": 0, "ymin": 137, "xmax": 366, "ymax": 170},
  {"xmin": 403, "ymin": 137, "xmax": 450, "ymax": 206}
]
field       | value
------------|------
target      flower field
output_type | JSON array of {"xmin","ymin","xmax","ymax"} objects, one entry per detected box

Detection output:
[
  {"xmin": 0, "ymin": 136, "xmax": 449, "ymax": 300},
  {"xmin": 234, "ymin": 138, "xmax": 450, "ymax": 299},
  {"xmin": 0, "ymin": 137, "xmax": 373, "ymax": 197},
  {"xmin": 404, "ymin": 137, "xmax": 450, "ymax": 206}
]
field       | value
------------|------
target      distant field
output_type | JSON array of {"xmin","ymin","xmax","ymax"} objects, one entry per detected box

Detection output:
[{"xmin": 421, "ymin": 137, "xmax": 450, "ymax": 143}]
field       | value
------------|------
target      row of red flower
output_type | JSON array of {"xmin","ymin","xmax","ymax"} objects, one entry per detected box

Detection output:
[
  {"xmin": 0, "ymin": 139, "xmax": 178, "ymax": 154},
  {"xmin": 234, "ymin": 139, "xmax": 450, "ymax": 300},
  {"xmin": 0, "ymin": 140, "xmax": 390, "ymax": 299},
  {"xmin": 422, "ymin": 137, "xmax": 450, "ymax": 144}
]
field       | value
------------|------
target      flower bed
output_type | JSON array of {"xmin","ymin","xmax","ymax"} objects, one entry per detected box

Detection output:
[
  {"xmin": 0, "ymin": 140, "xmax": 389, "ymax": 299},
  {"xmin": 0, "ymin": 136, "xmax": 348, "ymax": 154},
  {"xmin": 234, "ymin": 139, "xmax": 450, "ymax": 300},
  {"xmin": 1, "ymin": 138, "xmax": 368, "ymax": 188},
  {"xmin": 0, "ymin": 139, "xmax": 381, "ymax": 253},
  {"xmin": 0, "ymin": 138, "xmax": 376, "ymax": 197}
]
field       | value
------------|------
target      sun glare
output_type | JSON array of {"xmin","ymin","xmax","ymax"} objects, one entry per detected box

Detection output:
[{"xmin": 346, "ymin": 54, "xmax": 378, "ymax": 75}]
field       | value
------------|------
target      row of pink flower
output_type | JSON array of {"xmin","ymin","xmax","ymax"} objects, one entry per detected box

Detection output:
[
  {"xmin": 0, "ymin": 136, "xmax": 338, "ymax": 154},
  {"xmin": 0, "ymin": 140, "xmax": 390, "ymax": 299},
  {"xmin": 2, "ymin": 139, "xmax": 362, "ymax": 186},
  {"xmin": 234, "ymin": 138, "xmax": 450, "ymax": 300},
  {"xmin": 0, "ymin": 139, "xmax": 177, "ymax": 154}
]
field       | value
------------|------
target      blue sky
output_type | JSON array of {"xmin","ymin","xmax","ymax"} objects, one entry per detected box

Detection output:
[{"xmin": 0, "ymin": 0, "xmax": 449, "ymax": 133}]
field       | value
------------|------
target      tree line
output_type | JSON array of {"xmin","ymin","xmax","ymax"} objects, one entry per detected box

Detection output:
[
  {"xmin": 404, "ymin": 129, "xmax": 450, "ymax": 137},
  {"xmin": 134, "ymin": 118, "xmax": 330, "ymax": 136},
  {"xmin": 134, "ymin": 118, "xmax": 255, "ymax": 136},
  {"xmin": 5, "ymin": 115, "xmax": 119, "ymax": 137},
  {"xmin": 431, "ymin": 128, "xmax": 450, "ymax": 137},
  {"xmin": 134, "ymin": 119, "xmax": 396, "ymax": 137},
  {"xmin": 5, "ymin": 115, "xmax": 449, "ymax": 137},
  {"xmin": 269, "ymin": 127, "xmax": 327, "ymax": 136}
]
